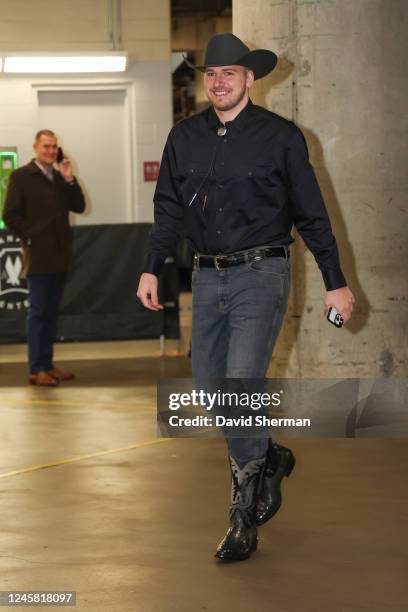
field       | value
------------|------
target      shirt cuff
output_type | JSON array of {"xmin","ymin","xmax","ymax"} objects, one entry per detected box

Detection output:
[
  {"xmin": 143, "ymin": 253, "xmax": 166, "ymax": 277},
  {"xmin": 321, "ymin": 267, "xmax": 347, "ymax": 291}
]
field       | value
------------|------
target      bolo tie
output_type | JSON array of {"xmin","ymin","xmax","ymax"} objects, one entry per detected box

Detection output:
[{"xmin": 188, "ymin": 124, "xmax": 227, "ymax": 208}]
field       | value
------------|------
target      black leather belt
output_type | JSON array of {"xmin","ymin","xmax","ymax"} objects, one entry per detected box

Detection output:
[{"xmin": 194, "ymin": 246, "xmax": 289, "ymax": 270}]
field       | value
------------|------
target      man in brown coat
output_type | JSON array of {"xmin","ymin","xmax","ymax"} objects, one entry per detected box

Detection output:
[{"xmin": 2, "ymin": 129, "xmax": 86, "ymax": 386}]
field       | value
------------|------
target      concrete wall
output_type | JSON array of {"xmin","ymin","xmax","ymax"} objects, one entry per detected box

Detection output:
[
  {"xmin": 234, "ymin": 0, "xmax": 407, "ymax": 378},
  {"xmin": 0, "ymin": 0, "xmax": 172, "ymax": 223}
]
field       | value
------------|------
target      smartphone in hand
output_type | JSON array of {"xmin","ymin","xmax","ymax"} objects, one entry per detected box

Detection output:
[
  {"xmin": 327, "ymin": 307, "xmax": 344, "ymax": 328},
  {"xmin": 57, "ymin": 147, "xmax": 64, "ymax": 164}
]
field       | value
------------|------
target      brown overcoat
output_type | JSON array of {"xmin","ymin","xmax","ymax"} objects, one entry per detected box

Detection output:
[{"xmin": 2, "ymin": 160, "xmax": 85, "ymax": 274}]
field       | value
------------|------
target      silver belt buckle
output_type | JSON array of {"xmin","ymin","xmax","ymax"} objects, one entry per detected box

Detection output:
[{"xmin": 214, "ymin": 255, "xmax": 223, "ymax": 270}]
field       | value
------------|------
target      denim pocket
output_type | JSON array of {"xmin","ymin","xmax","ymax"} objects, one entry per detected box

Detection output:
[{"xmin": 248, "ymin": 256, "xmax": 290, "ymax": 276}]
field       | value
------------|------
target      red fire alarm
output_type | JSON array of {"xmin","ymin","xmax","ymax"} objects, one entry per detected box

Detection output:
[{"xmin": 144, "ymin": 161, "xmax": 160, "ymax": 182}]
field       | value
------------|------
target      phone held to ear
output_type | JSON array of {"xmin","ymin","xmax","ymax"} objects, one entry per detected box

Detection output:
[
  {"xmin": 57, "ymin": 147, "xmax": 64, "ymax": 164},
  {"xmin": 327, "ymin": 307, "xmax": 344, "ymax": 328}
]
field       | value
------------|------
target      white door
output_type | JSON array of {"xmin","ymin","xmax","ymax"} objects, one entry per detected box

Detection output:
[{"xmin": 37, "ymin": 88, "xmax": 131, "ymax": 225}]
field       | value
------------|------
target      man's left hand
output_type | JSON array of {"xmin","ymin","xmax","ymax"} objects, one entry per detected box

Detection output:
[
  {"xmin": 325, "ymin": 286, "xmax": 355, "ymax": 324},
  {"xmin": 58, "ymin": 156, "xmax": 74, "ymax": 183}
]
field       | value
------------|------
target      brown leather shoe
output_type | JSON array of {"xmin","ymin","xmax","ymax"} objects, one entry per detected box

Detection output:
[
  {"xmin": 29, "ymin": 371, "xmax": 59, "ymax": 386},
  {"xmin": 47, "ymin": 367, "xmax": 75, "ymax": 381}
]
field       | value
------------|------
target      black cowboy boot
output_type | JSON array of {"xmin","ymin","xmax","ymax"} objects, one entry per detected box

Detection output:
[
  {"xmin": 255, "ymin": 439, "xmax": 296, "ymax": 526},
  {"xmin": 215, "ymin": 455, "xmax": 266, "ymax": 561}
]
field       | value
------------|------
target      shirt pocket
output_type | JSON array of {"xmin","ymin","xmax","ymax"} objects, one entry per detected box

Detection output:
[
  {"xmin": 248, "ymin": 164, "xmax": 274, "ymax": 196},
  {"xmin": 248, "ymin": 163, "xmax": 285, "ymax": 196},
  {"xmin": 177, "ymin": 162, "xmax": 210, "ymax": 208}
]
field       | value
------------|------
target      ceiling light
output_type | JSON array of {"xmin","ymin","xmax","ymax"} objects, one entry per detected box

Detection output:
[{"xmin": 3, "ymin": 54, "xmax": 127, "ymax": 73}]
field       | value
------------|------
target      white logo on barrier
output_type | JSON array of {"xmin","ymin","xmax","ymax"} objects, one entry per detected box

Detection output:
[
  {"xmin": 5, "ymin": 254, "xmax": 22, "ymax": 286},
  {"xmin": 0, "ymin": 235, "xmax": 29, "ymax": 310}
]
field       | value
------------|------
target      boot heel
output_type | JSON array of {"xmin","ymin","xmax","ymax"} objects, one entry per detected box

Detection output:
[{"xmin": 285, "ymin": 453, "xmax": 296, "ymax": 477}]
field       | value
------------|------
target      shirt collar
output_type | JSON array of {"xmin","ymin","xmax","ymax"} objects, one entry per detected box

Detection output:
[
  {"xmin": 206, "ymin": 98, "xmax": 254, "ymax": 133},
  {"xmin": 34, "ymin": 159, "xmax": 54, "ymax": 177}
]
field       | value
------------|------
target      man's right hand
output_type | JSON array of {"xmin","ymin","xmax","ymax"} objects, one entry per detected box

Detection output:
[{"xmin": 136, "ymin": 273, "xmax": 164, "ymax": 311}]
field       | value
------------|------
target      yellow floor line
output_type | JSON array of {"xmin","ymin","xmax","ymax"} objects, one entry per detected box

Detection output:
[
  {"xmin": 1, "ymin": 398, "xmax": 154, "ymax": 410},
  {"xmin": 0, "ymin": 437, "xmax": 174, "ymax": 480}
]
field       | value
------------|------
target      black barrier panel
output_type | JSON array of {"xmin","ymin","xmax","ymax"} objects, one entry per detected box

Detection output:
[{"xmin": 0, "ymin": 224, "xmax": 180, "ymax": 343}]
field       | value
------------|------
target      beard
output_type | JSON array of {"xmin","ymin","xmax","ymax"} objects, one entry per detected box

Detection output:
[{"xmin": 209, "ymin": 81, "xmax": 248, "ymax": 112}]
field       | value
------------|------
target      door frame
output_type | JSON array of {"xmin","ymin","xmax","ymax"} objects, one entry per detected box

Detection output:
[{"xmin": 31, "ymin": 81, "xmax": 137, "ymax": 223}]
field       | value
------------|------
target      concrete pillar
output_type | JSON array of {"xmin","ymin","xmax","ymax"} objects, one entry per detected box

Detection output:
[{"xmin": 233, "ymin": 0, "xmax": 407, "ymax": 378}]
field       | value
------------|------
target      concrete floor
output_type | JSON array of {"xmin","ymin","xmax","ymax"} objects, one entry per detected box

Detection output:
[{"xmin": 0, "ymin": 341, "xmax": 407, "ymax": 612}]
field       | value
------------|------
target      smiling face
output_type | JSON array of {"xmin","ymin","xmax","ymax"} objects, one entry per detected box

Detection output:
[
  {"xmin": 33, "ymin": 134, "xmax": 58, "ymax": 168},
  {"xmin": 204, "ymin": 65, "xmax": 254, "ymax": 114}
]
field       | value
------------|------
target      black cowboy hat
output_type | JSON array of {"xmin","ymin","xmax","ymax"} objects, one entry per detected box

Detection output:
[{"xmin": 184, "ymin": 33, "xmax": 278, "ymax": 80}]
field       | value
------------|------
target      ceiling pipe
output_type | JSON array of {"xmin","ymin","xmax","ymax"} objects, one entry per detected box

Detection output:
[{"xmin": 107, "ymin": 0, "xmax": 123, "ymax": 51}]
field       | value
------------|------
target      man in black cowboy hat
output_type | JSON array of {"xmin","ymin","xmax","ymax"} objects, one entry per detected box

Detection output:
[{"xmin": 137, "ymin": 33, "xmax": 355, "ymax": 561}]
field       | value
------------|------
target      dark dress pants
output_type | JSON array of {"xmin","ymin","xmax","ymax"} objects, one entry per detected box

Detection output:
[{"xmin": 26, "ymin": 273, "xmax": 66, "ymax": 375}]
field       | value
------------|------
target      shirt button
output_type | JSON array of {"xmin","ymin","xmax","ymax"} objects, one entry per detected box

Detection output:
[
  {"xmin": 223, "ymin": 139, "xmax": 228, "ymax": 143},
  {"xmin": 218, "ymin": 207, "xmax": 223, "ymax": 212},
  {"xmin": 216, "ymin": 230, "xmax": 222, "ymax": 235},
  {"xmin": 248, "ymin": 171, "xmax": 253, "ymax": 177},
  {"xmin": 217, "ymin": 184, "xmax": 223, "ymax": 189},
  {"xmin": 220, "ymin": 161, "xmax": 225, "ymax": 166}
]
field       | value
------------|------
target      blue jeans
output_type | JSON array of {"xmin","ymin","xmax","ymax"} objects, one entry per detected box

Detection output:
[
  {"xmin": 191, "ymin": 252, "xmax": 291, "ymax": 465},
  {"xmin": 26, "ymin": 273, "xmax": 66, "ymax": 374}
]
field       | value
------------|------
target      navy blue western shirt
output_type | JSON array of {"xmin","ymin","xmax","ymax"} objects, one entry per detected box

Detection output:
[{"xmin": 144, "ymin": 99, "xmax": 347, "ymax": 291}]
